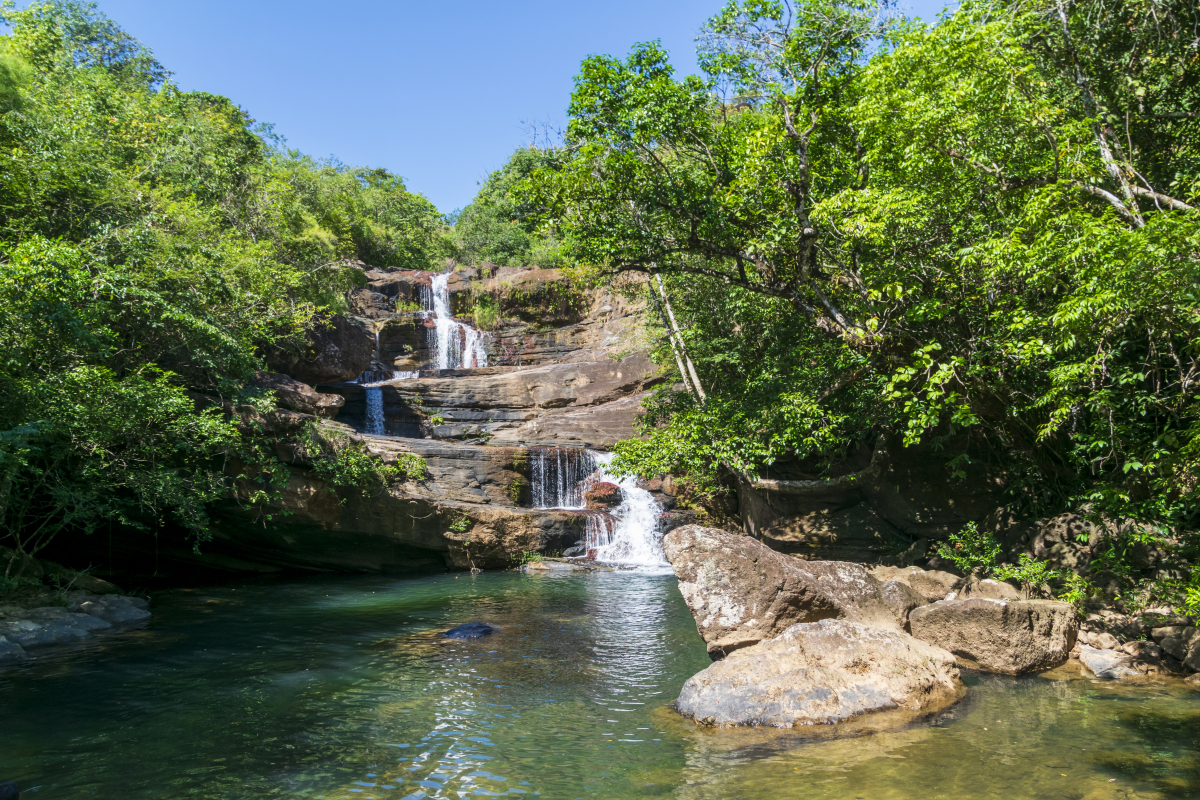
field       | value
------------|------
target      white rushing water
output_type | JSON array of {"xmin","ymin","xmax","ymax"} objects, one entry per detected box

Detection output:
[
  {"xmin": 425, "ymin": 271, "xmax": 488, "ymax": 370},
  {"xmin": 364, "ymin": 387, "xmax": 384, "ymax": 435},
  {"xmin": 529, "ymin": 448, "xmax": 669, "ymax": 572}
]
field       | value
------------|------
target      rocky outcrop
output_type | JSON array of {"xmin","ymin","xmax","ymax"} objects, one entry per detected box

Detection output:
[
  {"xmin": 250, "ymin": 371, "xmax": 345, "ymax": 418},
  {"xmin": 266, "ymin": 314, "xmax": 374, "ymax": 385},
  {"xmin": 674, "ymin": 619, "xmax": 961, "ymax": 727},
  {"xmin": 662, "ymin": 525, "xmax": 901, "ymax": 659},
  {"xmin": 909, "ymin": 598, "xmax": 1078, "ymax": 674},
  {"xmin": 585, "ymin": 482, "xmax": 621, "ymax": 510},
  {"xmin": 880, "ymin": 580, "xmax": 926, "ymax": 630}
]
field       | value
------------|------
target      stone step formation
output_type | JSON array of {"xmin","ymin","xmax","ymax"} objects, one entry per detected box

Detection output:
[{"xmin": 136, "ymin": 262, "xmax": 675, "ymax": 578}]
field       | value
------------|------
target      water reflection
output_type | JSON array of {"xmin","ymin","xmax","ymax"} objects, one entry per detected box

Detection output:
[{"xmin": 0, "ymin": 571, "xmax": 1196, "ymax": 799}]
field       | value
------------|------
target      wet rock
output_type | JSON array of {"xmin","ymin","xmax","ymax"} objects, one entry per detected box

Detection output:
[
  {"xmin": 0, "ymin": 608, "xmax": 112, "ymax": 648},
  {"xmin": 73, "ymin": 595, "xmax": 151, "ymax": 624},
  {"xmin": 0, "ymin": 780, "xmax": 18, "ymax": 800},
  {"xmin": 249, "ymin": 371, "xmax": 345, "ymax": 418},
  {"xmin": 959, "ymin": 577, "xmax": 1021, "ymax": 602},
  {"xmin": 905, "ymin": 570, "xmax": 962, "ymax": 603},
  {"xmin": 584, "ymin": 482, "xmax": 622, "ymax": 510},
  {"xmin": 881, "ymin": 580, "xmax": 926, "ymax": 630},
  {"xmin": 674, "ymin": 619, "xmax": 961, "ymax": 728},
  {"xmin": 0, "ymin": 636, "xmax": 27, "ymax": 664},
  {"xmin": 1079, "ymin": 645, "xmax": 1141, "ymax": 680},
  {"xmin": 1186, "ymin": 673, "xmax": 1200, "ymax": 690},
  {"xmin": 662, "ymin": 525, "xmax": 901, "ymax": 659},
  {"xmin": 265, "ymin": 314, "xmax": 374, "ymax": 385},
  {"xmin": 444, "ymin": 622, "xmax": 499, "ymax": 640},
  {"xmin": 909, "ymin": 598, "xmax": 1077, "ymax": 675}
]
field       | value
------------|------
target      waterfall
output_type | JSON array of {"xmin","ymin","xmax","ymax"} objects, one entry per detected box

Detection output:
[
  {"xmin": 425, "ymin": 271, "xmax": 489, "ymax": 370},
  {"xmin": 364, "ymin": 387, "xmax": 384, "ymax": 436},
  {"xmin": 528, "ymin": 448, "xmax": 669, "ymax": 571},
  {"xmin": 589, "ymin": 453, "xmax": 669, "ymax": 570},
  {"xmin": 530, "ymin": 447, "xmax": 597, "ymax": 509}
]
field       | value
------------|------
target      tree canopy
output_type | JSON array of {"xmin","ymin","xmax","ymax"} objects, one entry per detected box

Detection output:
[
  {"xmin": 0, "ymin": 1, "xmax": 445, "ymax": 569},
  {"xmin": 521, "ymin": 0, "xmax": 1200, "ymax": 527}
]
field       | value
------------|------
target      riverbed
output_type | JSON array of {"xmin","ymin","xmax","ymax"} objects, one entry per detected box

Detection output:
[{"xmin": 1, "ymin": 571, "xmax": 1197, "ymax": 799}]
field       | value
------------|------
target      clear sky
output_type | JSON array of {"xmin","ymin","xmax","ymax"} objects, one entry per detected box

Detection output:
[{"xmin": 12, "ymin": 0, "xmax": 951, "ymax": 214}]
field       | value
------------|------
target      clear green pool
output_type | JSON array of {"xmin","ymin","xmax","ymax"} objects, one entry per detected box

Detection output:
[{"xmin": 1, "ymin": 570, "xmax": 1197, "ymax": 799}]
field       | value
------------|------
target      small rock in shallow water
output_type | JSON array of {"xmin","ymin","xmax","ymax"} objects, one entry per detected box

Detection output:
[
  {"xmin": 0, "ymin": 780, "xmax": 18, "ymax": 799},
  {"xmin": 1079, "ymin": 645, "xmax": 1141, "ymax": 680},
  {"xmin": 1185, "ymin": 674, "xmax": 1200, "ymax": 690},
  {"xmin": 443, "ymin": 622, "xmax": 499, "ymax": 640}
]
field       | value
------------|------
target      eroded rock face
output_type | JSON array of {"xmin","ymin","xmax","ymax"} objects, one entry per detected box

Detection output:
[
  {"xmin": 250, "ymin": 371, "xmax": 345, "ymax": 418},
  {"xmin": 910, "ymin": 598, "xmax": 1078, "ymax": 674},
  {"xmin": 675, "ymin": 619, "xmax": 961, "ymax": 728},
  {"xmin": 906, "ymin": 570, "xmax": 962, "ymax": 603},
  {"xmin": 266, "ymin": 314, "xmax": 374, "ymax": 385},
  {"xmin": 662, "ymin": 525, "xmax": 901, "ymax": 659}
]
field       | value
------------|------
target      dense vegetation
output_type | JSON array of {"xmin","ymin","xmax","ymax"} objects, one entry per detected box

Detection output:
[
  {"xmin": 514, "ymin": 0, "xmax": 1200, "ymax": 606},
  {"xmin": 0, "ymin": 1, "xmax": 442, "ymax": 581}
]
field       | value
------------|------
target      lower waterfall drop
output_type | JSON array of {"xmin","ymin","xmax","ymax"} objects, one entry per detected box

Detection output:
[
  {"xmin": 588, "ymin": 453, "xmax": 670, "ymax": 571},
  {"xmin": 364, "ymin": 387, "xmax": 384, "ymax": 436}
]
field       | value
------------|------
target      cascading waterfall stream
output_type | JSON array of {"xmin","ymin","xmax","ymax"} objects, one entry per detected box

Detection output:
[
  {"xmin": 528, "ymin": 447, "xmax": 669, "ymax": 571},
  {"xmin": 357, "ymin": 328, "xmax": 419, "ymax": 436},
  {"xmin": 423, "ymin": 271, "xmax": 489, "ymax": 370}
]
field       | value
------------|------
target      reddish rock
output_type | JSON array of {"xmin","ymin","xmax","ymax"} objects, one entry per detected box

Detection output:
[{"xmin": 585, "ymin": 482, "xmax": 622, "ymax": 509}]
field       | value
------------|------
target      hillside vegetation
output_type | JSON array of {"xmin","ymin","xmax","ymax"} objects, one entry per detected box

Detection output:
[{"xmin": 0, "ymin": 1, "xmax": 447, "ymax": 579}]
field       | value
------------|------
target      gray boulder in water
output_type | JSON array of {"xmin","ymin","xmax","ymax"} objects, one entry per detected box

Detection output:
[
  {"xmin": 675, "ymin": 619, "xmax": 961, "ymax": 727},
  {"xmin": 909, "ymin": 597, "xmax": 1078, "ymax": 674},
  {"xmin": 662, "ymin": 525, "xmax": 902, "ymax": 659}
]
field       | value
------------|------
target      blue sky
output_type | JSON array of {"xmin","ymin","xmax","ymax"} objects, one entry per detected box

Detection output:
[{"xmin": 19, "ymin": 1, "xmax": 950, "ymax": 213}]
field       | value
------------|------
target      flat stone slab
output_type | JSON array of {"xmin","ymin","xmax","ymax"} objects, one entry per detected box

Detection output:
[{"xmin": 675, "ymin": 619, "xmax": 961, "ymax": 728}]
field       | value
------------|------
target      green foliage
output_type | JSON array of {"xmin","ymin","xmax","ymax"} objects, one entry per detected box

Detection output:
[
  {"xmin": 447, "ymin": 511, "xmax": 472, "ymax": 533},
  {"xmin": 454, "ymin": 147, "xmax": 565, "ymax": 267},
  {"xmin": 0, "ymin": 2, "xmax": 445, "ymax": 561},
  {"xmin": 994, "ymin": 554, "xmax": 1064, "ymax": 591},
  {"xmin": 299, "ymin": 424, "xmax": 426, "ymax": 496},
  {"xmin": 514, "ymin": 550, "xmax": 542, "ymax": 566},
  {"xmin": 472, "ymin": 294, "xmax": 500, "ymax": 330},
  {"xmin": 506, "ymin": 476, "xmax": 528, "ymax": 505},
  {"xmin": 935, "ymin": 522, "xmax": 1003, "ymax": 575},
  {"xmin": 527, "ymin": 0, "xmax": 1200, "ymax": 536}
]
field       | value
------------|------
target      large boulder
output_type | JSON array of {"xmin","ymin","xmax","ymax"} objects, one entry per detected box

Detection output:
[
  {"xmin": 250, "ymin": 371, "xmax": 345, "ymax": 418},
  {"xmin": 266, "ymin": 315, "xmax": 374, "ymax": 385},
  {"xmin": 662, "ymin": 525, "xmax": 902, "ymax": 659},
  {"xmin": 881, "ymin": 580, "xmax": 927, "ymax": 630},
  {"xmin": 909, "ymin": 598, "xmax": 1077, "ymax": 675},
  {"xmin": 675, "ymin": 619, "xmax": 961, "ymax": 727},
  {"xmin": 0, "ymin": 635, "xmax": 27, "ymax": 664},
  {"xmin": 905, "ymin": 570, "xmax": 962, "ymax": 603}
]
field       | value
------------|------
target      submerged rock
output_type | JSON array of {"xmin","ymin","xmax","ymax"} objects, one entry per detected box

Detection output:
[
  {"xmin": 0, "ymin": 780, "xmax": 18, "ymax": 800},
  {"xmin": 0, "ymin": 636, "xmax": 27, "ymax": 664},
  {"xmin": 910, "ymin": 598, "xmax": 1077, "ymax": 675},
  {"xmin": 443, "ymin": 622, "xmax": 500, "ymax": 640},
  {"xmin": 0, "ymin": 607, "xmax": 112, "ymax": 648},
  {"xmin": 1079, "ymin": 645, "xmax": 1142, "ymax": 680},
  {"xmin": 675, "ymin": 619, "xmax": 961, "ymax": 728},
  {"xmin": 663, "ymin": 525, "xmax": 902, "ymax": 659}
]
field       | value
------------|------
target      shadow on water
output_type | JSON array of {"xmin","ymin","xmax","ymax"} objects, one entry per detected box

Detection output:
[{"xmin": 0, "ymin": 569, "xmax": 1197, "ymax": 800}]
